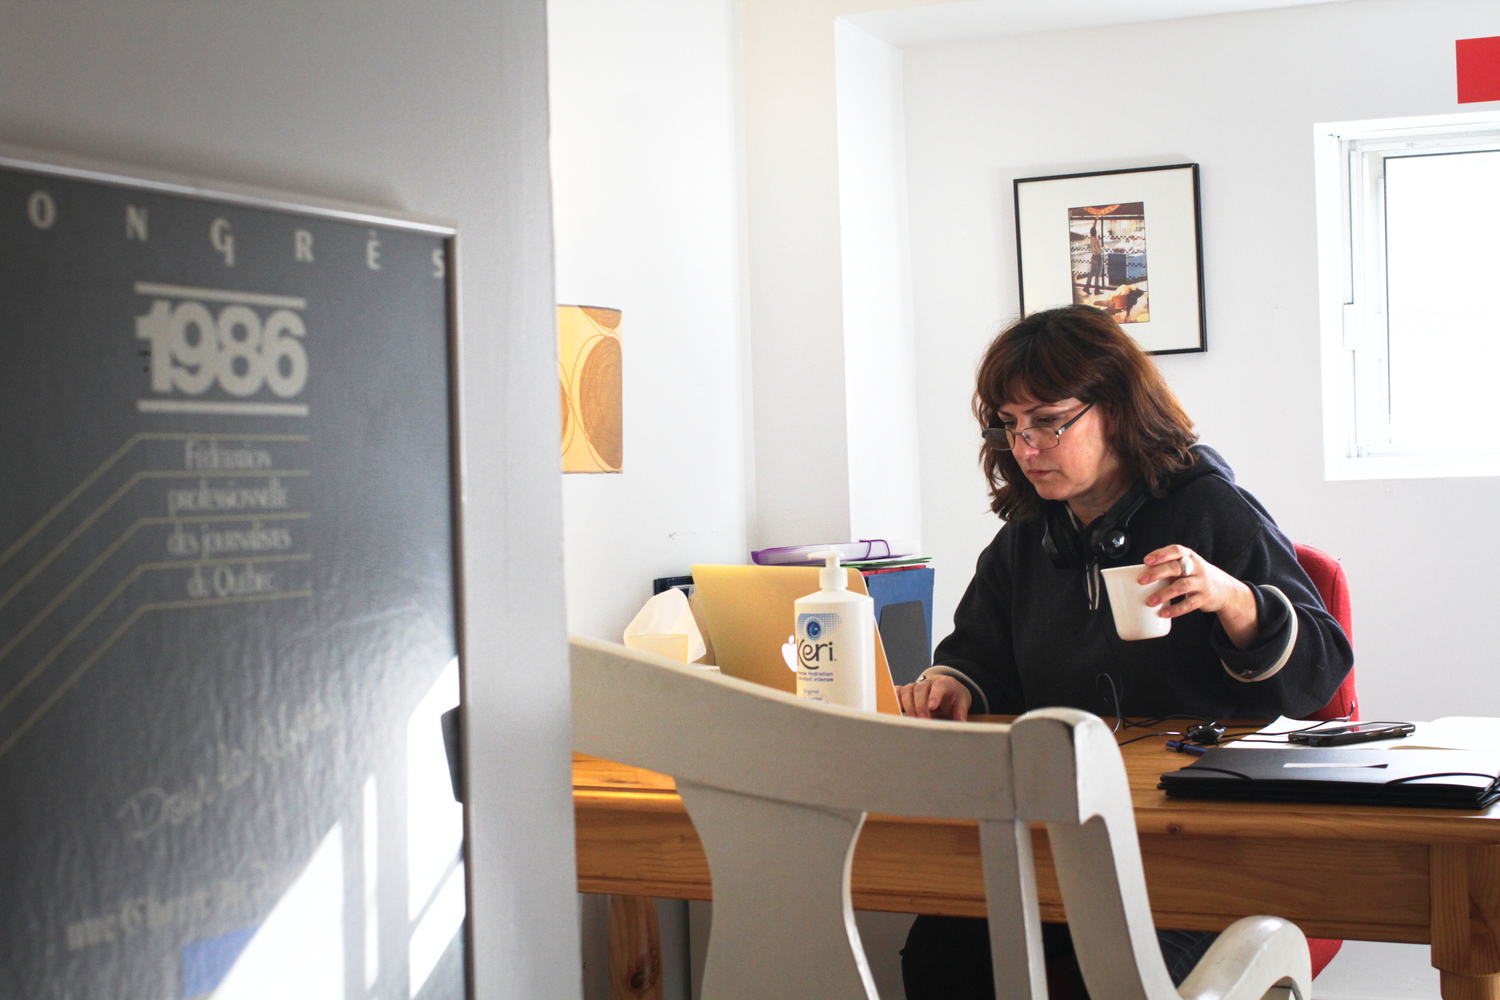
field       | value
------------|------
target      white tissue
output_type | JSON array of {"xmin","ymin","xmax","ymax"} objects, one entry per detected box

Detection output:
[{"xmin": 623, "ymin": 588, "xmax": 707, "ymax": 663}]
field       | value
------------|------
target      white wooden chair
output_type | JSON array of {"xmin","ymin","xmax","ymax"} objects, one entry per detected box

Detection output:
[{"xmin": 571, "ymin": 636, "xmax": 1311, "ymax": 1000}]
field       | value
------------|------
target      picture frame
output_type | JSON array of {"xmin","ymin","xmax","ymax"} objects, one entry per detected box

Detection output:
[{"xmin": 1014, "ymin": 162, "xmax": 1206, "ymax": 355}]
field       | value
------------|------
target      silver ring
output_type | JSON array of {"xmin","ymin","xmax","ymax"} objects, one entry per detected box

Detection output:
[{"xmin": 1179, "ymin": 554, "xmax": 1195, "ymax": 577}]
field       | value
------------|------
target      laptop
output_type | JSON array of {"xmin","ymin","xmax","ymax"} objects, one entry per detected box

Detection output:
[
  {"xmin": 690, "ymin": 564, "xmax": 901, "ymax": 715},
  {"xmin": 1160, "ymin": 747, "xmax": 1500, "ymax": 809}
]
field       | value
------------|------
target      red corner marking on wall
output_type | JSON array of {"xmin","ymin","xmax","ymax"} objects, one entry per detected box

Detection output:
[{"xmin": 1457, "ymin": 36, "xmax": 1500, "ymax": 104}]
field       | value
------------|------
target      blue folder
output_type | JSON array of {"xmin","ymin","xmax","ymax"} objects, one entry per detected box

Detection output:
[{"xmin": 861, "ymin": 567, "xmax": 934, "ymax": 687}]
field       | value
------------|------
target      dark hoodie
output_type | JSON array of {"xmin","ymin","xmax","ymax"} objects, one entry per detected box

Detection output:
[{"xmin": 927, "ymin": 446, "xmax": 1354, "ymax": 721}]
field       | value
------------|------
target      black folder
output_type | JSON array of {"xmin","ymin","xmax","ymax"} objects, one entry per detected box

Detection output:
[{"xmin": 1159, "ymin": 748, "xmax": 1500, "ymax": 809}]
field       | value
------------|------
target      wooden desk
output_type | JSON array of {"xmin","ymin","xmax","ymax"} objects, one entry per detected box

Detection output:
[{"xmin": 575, "ymin": 726, "xmax": 1500, "ymax": 1000}]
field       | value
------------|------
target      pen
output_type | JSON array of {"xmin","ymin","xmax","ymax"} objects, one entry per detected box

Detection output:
[{"xmin": 1165, "ymin": 740, "xmax": 1207, "ymax": 756}]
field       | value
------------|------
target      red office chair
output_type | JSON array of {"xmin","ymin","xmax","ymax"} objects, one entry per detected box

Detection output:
[
  {"xmin": 1295, "ymin": 544, "xmax": 1358, "ymax": 722},
  {"xmin": 1294, "ymin": 543, "xmax": 1358, "ymax": 978}
]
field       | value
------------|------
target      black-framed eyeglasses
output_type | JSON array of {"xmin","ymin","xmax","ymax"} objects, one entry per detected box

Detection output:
[{"xmin": 983, "ymin": 401, "xmax": 1095, "ymax": 451}]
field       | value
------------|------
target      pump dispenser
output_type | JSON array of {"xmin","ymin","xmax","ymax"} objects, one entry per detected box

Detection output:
[{"xmin": 792, "ymin": 551, "xmax": 876, "ymax": 711}]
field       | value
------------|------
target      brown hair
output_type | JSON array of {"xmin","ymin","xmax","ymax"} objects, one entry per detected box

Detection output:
[{"xmin": 974, "ymin": 305, "xmax": 1197, "ymax": 521}]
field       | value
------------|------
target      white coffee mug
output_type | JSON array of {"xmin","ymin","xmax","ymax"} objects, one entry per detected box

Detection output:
[{"xmin": 1100, "ymin": 564, "xmax": 1173, "ymax": 640}]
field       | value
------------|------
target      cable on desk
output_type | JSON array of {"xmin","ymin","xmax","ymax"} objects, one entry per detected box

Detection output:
[
  {"xmin": 1097, "ymin": 673, "xmax": 1124, "ymax": 733},
  {"xmin": 1122, "ymin": 714, "xmax": 1213, "ymax": 729},
  {"xmin": 1117, "ymin": 730, "xmax": 1186, "ymax": 746},
  {"xmin": 1220, "ymin": 716, "xmax": 1356, "ymax": 745}
]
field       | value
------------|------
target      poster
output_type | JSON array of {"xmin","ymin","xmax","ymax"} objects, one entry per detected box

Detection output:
[{"xmin": 0, "ymin": 157, "xmax": 466, "ymax": 999}]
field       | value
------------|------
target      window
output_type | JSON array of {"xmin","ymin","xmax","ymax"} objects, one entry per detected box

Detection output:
[{"xmin": 1315, "ymin": 112, "xmax": 1500, "ymax": 479}]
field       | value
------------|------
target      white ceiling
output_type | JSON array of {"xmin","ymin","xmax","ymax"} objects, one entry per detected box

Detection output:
[{"xmin": 842, "ymin": 0, "xmax": 1362, "ymax": 48}]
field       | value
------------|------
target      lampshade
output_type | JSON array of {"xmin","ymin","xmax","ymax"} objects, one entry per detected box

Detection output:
[{"xmin": 558, "ymin": 304, "xmax": 622, "ymax": 473}]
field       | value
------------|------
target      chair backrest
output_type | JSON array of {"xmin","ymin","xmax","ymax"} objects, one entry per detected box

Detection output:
[
  {"xmin": 1293, "ymin": 544, "xmax": 1358, "ymax": 721},
  {"xmin": 571, "ymin": 635, "xmax": 1033, "ymax": 1000},
  {"xmin": 571, "ymin": 637, "xmax": 1308, "ymax": 1000}
]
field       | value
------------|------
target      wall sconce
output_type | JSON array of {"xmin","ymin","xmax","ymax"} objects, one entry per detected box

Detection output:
[{"xmin": 558, "ymin": 305, "xmax": 622, "ymax": 473}]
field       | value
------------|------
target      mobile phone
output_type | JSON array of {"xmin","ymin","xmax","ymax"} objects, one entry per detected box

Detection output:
[{"xmin": 1287, "ymin": 722, "xmax": 1416, "ymax": 747}]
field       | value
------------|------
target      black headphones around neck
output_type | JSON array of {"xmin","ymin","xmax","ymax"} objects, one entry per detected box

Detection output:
[{"xmin": 1041, "ymin": 481, "xmax": 1151, "ymax": 569}]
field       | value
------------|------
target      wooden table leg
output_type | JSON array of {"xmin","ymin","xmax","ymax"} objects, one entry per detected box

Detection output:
[
  {"xmin": 1432, "ymin": 846, "xmax": 1500, "ymax": 1000},
  {"xmin": 608, "ymin": 894, "xmax": 663, "ymax": 1000}
]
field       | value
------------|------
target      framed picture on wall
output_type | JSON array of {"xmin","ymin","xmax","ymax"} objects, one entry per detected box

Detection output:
[{"xmin": 1014, "ymin": 162, "xmax": 1206, "ymax": 355}]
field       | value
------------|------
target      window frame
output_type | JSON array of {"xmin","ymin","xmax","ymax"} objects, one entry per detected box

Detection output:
[{"xmin": 1315, "ymin": 111, "xmax": 1500, "ymax": 481}]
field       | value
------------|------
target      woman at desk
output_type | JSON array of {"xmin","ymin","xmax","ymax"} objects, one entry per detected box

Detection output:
[{"xmin": 895, "ymin": 305, "xmax": 1353, "ymax": 1000}]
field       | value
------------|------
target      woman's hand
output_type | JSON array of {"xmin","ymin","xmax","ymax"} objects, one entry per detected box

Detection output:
[
  {"xmin": 1140, "ymin": 545, "xmax": 1259, "ymax": 650},
  {"xmin": 896, "ymin": 674, "xmax": 973, "ymax": 720}
]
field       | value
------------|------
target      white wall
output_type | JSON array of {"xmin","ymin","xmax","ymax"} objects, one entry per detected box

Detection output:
[
  {"xmin": 0, "ymin": 3, "xmax": 579, "ymax": 997},
  {"xmin": 741, "ymin": 0, "xmax": 954, "ymax": 550},
  {"xmin": 902, "ymin": 0, "xmax": 1500, "ymax": 725},
  {"xmin": 846, "ymin": 0, "xmax": 1358, "ymax": 47},
  {"xmin": 836, "ymin": 20, "xmax": 925, "ymax": 547},
  {"xmin": 549, "ymin": 0, "xmax": 751, "ymax": 644},
  {"xmin": 549, "ymin": 5, "xmax": 748, "ymax": 994},
  {"xmin": 744, "ymin": 0, "xmax": 1343, "ymax": 554}
]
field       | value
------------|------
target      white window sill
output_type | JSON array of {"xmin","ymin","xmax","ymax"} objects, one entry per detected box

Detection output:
[{"xmin": 1325, "ymin": 452, "xmax": 1500, "ymax": 481}]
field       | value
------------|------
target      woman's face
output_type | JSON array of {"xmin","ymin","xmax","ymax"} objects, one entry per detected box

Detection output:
[{"xmin": 995, "ymin": 395, "xmax": 1131, "ymax": 516}]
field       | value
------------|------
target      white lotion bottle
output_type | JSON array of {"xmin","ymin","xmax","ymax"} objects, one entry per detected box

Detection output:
[{"xmin": 792, "ymin": 551, "xmax": 875, "ymax": 711}]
